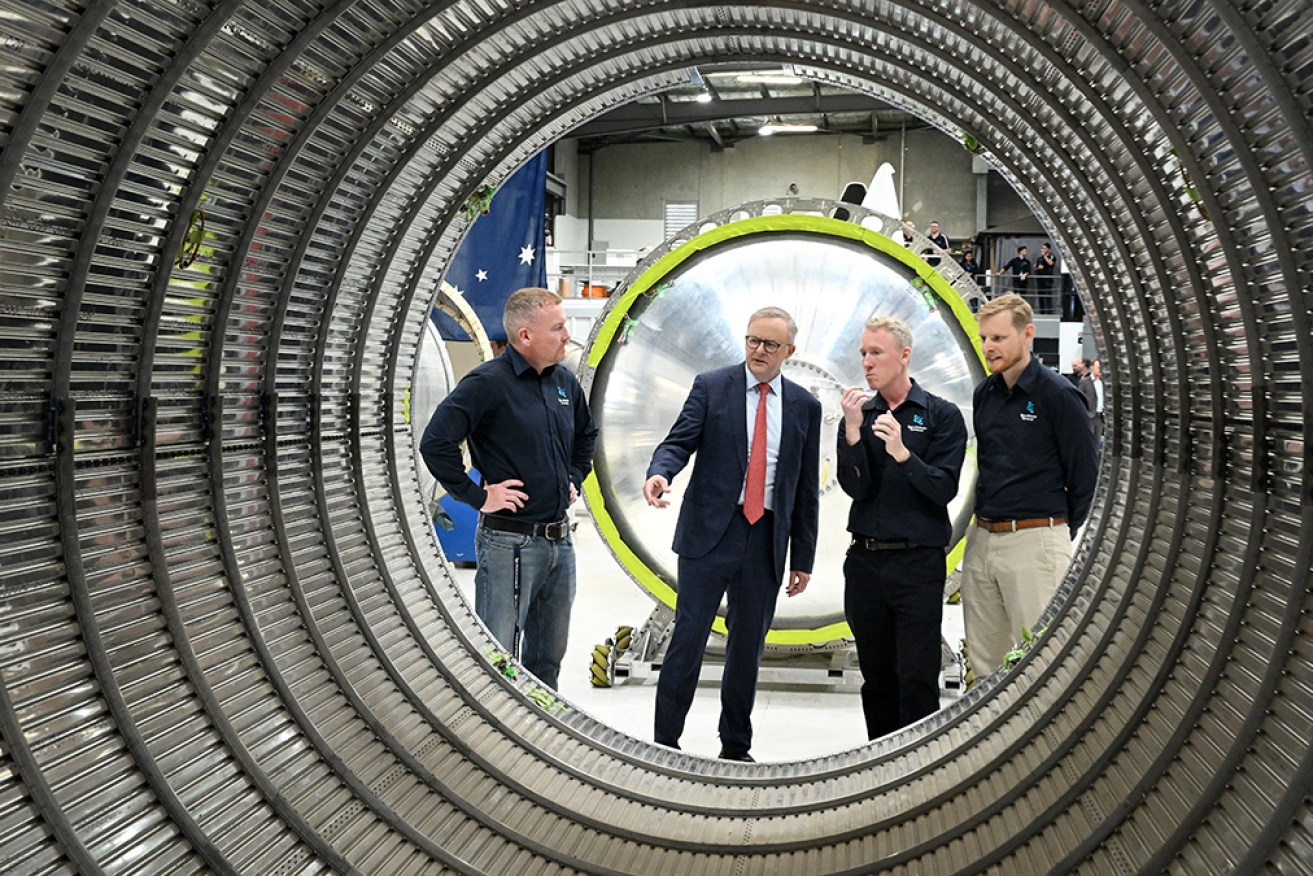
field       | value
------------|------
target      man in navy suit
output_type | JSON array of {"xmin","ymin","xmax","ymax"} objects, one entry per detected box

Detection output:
[{"xmin": 643, "ymin": 306, "xmax": 822, "ymax": 761}]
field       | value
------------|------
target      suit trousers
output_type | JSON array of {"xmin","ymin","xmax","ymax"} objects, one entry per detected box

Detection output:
[
  {"xmin": 654, "ymin": 511, "xmax": 779, "ymax": 755},
  {"xmin": 843, "ymin": 544, "xmax": 945, "ymax": 739}
]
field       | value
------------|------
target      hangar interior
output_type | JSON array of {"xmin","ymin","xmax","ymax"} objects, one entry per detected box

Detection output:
[{"xmin": 0, "ymin": 1, "xmax": 1310, "ymax": 874}]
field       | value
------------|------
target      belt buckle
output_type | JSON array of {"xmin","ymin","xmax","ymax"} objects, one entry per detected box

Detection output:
[{"xmin": 544, "ymin": 520, "xmax": 568, "ymax": 540}]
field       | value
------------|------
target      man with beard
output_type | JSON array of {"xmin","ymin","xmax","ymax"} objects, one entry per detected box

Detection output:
[{"xmin": 961, "ymin": 294, "xmax": 1097, "ymax": 678}]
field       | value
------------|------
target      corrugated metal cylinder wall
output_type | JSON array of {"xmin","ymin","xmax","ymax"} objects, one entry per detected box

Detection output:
[{"xmin": 0, "ymin": 1, "xmax": 1309, "ymax": 873}]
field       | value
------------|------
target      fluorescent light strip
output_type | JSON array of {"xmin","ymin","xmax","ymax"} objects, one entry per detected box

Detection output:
[
  {"xmin": 736, "ymin": 73, "xmax": 804, "ymax": 84},
  {"xmin": 759, "ymin": 123, "xmax": 818, "ymax": 135}
]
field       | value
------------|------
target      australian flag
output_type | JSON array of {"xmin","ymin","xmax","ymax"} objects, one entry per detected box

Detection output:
[{"xmin": 435, "ymin": 152, "xmax": 547, "ymax": 342}]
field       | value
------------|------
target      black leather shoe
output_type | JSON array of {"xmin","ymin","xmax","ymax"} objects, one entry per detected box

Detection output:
[{"xmin": 718, "ymin": 749, "xmax": 754, "ymax": 762}]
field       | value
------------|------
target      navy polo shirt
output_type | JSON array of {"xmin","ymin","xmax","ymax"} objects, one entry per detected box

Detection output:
[
  {"xmin": 420, "ymin": 345, "xmax": 597, "ymax": 523},
  {"xmin": 836, "ymin": 380, "xmax": 967, "ymax": 548},
  {"xmin": 973, "ymin": 356, "xmax": 1097, "ymax": 534}
]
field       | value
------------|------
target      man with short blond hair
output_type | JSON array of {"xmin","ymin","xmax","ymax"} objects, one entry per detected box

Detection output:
[
  {"xmin": 421, "ymin": 287, "xmax": 597, "ymax": 689},
  {"xmin": 864, "ymin": 314, "xmax": 914, "ymax": 350},
  {"xmin": 838, "ymin": 314, "xmax": 966, "ymax": 738},
  {"xmin": 962, "ymin": 293, "xmax": 1096, "ymax": 678},
  {"xmin": 500, "ymin": 286, "xmax": 561, "ymax": 339}
]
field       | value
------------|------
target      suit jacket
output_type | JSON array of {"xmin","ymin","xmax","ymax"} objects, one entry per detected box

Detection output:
[
  {"xmin": 647, "ymin": 364, "xmax": 822, "ymax": 582},
  {"xmin": 1077, "ymin": 373, "xmax": 1098, "ymax": 420}
]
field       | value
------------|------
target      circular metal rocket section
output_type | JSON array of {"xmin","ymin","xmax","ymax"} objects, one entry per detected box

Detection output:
[
  {"xmin": 581, "ymin": 210, "xmax": 984, "ymax": 647},
  {"xmin": 0, "ymin": 0, "xmax": 1309, "ymax": 873},
  {"xmin": 409, "ymin": 318, "xmax": 456, "ymax": 507},
  {"xmin": 410, "ymin": 283, "xmax": 491, "ymax": 510}
]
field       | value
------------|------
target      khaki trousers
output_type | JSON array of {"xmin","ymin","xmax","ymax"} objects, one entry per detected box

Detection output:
[{"xmin": 961, "ymin": 524, "xmax": 1072, "ymax": 677}]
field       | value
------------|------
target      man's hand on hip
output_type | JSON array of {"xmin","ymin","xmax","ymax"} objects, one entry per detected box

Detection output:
[{"xmin": 481, "ymin": 479, "xmax": 528, "ymax": 513}]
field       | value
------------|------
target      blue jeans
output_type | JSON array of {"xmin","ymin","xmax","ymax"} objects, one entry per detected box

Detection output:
[{"xmin": 474, "ymin": 523, "xmax": 576, "ymax": 690}]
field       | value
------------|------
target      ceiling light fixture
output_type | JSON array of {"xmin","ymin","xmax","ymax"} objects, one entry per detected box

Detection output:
[
  {"xmin": 736, "ymin": 72, "xmax": 805, "ymax": 85},
  {"xmin": 759, "ymin": 123, "xmax": 819, "ymax": 136},
  {"xmin": 694, "ymin": 91, "xmax": 713, "ymax": 103}
]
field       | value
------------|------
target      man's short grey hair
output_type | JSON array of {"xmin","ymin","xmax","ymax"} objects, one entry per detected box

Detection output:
[
  {"xmin": 748, "ymin": 306, "xmax": 798, "ymax": 343},
  {"xmin": 864, "ymin": 315, "xmax": 914, "ymax": 352},
  {"xmin": 502, "ymin": 287, "xmax": 561, "ymax": 339}
]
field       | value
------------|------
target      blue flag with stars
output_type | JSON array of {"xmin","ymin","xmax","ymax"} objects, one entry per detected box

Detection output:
[{"xmin": 436, "ymin": 152, "xmax": 547, "ymax": 341}]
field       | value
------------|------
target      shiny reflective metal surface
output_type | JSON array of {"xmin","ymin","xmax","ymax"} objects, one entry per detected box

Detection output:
[
  {"xmin": 410, "ymin": 317, "xmax": 457, "ymax": 508},
  {"xmin": 409, "ymin": 282, "xmax": 489, "ymax": 511},
  {"xmin": 433, "ymin": 281, "xmax": 494, "ymax": 364},
  {"xmin": 0, "ymin": 0, "xmax": 1309, "ymax": 873},
  {"xmin": 583, "ymin": 213, "xmax": 981, "ymax": 643}
]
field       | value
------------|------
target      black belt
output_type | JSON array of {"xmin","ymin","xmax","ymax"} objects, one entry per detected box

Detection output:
[
  {"xmin": 853, "ymin": 537, "xmax": 915, "ymax": 551},
  {"xmin": 480, "ymin": 515, "xmax": 571, "ymax": 541}
]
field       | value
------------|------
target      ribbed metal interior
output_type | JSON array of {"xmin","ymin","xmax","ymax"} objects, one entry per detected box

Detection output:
[{"xmin": 0, "ymin": 1, "xmax": 1308, "ymax": 874}]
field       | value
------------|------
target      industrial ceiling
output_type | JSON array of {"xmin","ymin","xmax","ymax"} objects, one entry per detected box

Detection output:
[
  {"xmin": 0, "ymin": 1, "xmax": 1309, "ymax": 874},
  {"xmin": 566, "ymin": 63, "xmax": 921, "ymax": 149}
]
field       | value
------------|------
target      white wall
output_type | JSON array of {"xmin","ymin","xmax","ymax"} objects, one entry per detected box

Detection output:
[
  {"xmin": 552, "ymin": 214, "xmax": 589, "ymax": 253},
  {"xmin": 578, "ymin": 127, "xmax": 982, "ymax": 244},
  {"xmin": 589, "ymin": 218, "xmax": 665, "ymax": 252}
]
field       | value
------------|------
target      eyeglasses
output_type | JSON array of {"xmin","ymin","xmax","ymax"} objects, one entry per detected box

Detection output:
[{"xmin": 745, "ymin": 335, "xmax": 784, "ymax": 353}]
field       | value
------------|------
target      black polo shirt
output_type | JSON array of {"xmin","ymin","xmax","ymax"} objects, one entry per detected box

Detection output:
[
  {"xmin": 420, "ymin": 345, "xmax": 597, "ymax": 523},
  {"xmin": 1003, "ymin": 256, "xmax": 1032, "ymax": 277},
  {"xmin": 973, "ymin": 356, "xmax": 1097, "ymax": 534},
  {"xmin": 836, "ymin": 380, "xmax": 967, "ymax": 548}
]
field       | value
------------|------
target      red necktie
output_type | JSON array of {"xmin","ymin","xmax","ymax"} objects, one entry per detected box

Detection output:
[{"xmin": 743, "ymin": 383, "xmax": 769, "ymax": 524}]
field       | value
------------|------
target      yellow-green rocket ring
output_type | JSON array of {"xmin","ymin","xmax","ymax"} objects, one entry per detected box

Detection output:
[{"xmin": 583, "ymin": 212, "xmax": 984, "ymax": 648}]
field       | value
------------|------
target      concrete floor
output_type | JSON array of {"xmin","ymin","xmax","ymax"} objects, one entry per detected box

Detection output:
[{"xmin": 449, "ymin": 507, "xmax": 966, "ymax": 763}]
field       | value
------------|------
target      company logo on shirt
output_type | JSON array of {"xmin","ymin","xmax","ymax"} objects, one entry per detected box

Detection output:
[
  {"xmin": 1021, "ymin": 400, "xmax": 1037, "ymax": 422},
  {"xmin": 557, "ymin": 386, "xmax": 570, "ymax": 406},
  {"xmin": 908, "ymin": 413, "xmax": 927, "ymax": 432}
]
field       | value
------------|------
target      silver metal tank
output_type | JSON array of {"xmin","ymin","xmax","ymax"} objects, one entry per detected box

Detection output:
[
  {"xmin": 580, "ymin": 200, "xmax": 984, "ymax": 648},
  {"xmin": 410, "ymin": 282, "xmax": 492, "ymax": 513}
]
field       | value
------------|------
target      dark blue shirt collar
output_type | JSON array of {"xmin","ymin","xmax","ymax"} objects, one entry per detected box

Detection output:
[
  {"xmin": 506, "ymin": 342, "xmax": 554, "ymax": 379},
  {"xmin": 985, "ymin": 354, "xmax": 1043, "ymax": 397},
  {"xmin": 865, "ymin": 378, "xmax": 929, "ymax": 412}
]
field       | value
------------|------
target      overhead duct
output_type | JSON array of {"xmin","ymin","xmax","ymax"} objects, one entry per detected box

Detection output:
[{"xmin": 0, "ymin": 2, "xmax": 1309, "ymax": 874}]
